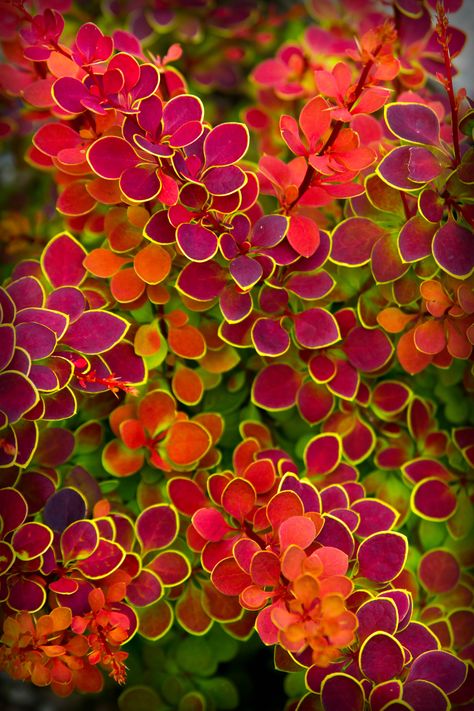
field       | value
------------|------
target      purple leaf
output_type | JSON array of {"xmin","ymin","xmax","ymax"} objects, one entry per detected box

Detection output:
[
  {"xmin": 177, "ymin": 223, "xmax": 218, "ymax": 262},
  {"xmin": 385, "ymin": 103, "xmax": 440, "ymax": 145},
  {"xmin": 120, "ymin": 165, "xmax": 161, "ymax": 202},
  {"xmin": 377, "ymin": 146, "xmax": 422, "ymax": 190},
  {"xmin": 43, "ymin": 488, "xmax": 87, "ymax": 532},
  {"xmin": 286, "ymin": 271, "xmax": 334, "ymax": 299},
  {"xmin": 219, "ymin": 285, "xmax": 252, "ymax": 323},
  {"xmin": 251, "ymin": 215, "xmax": 288, "ymax": 248},
  {"xmin": 0, "ymin": 371, "xmax": 38, "ymax": 424},
  {"xmin": 432, "ymin": 221, "xmax": 474, "ymax": 278},
  {"xmin": 407, "ymin": 650, "xmax": 467, "ymax": 694},
  {"xmin": 230, "ymin": 255, "xmax": 263, "ymax": 290},
  {"xmin": 407, "ymin": 147, "xmax": 442, "ymax": 182},
  {"xmin": 163, "ymin": 94, "xmax": 203, "ymax": 135},
  {"xmin": 46, "ymin": 286, "xmax": 86, "ymax": 322},
  {"xmin": 203, "ymin": 165, "xmax": 246, "ymax": 196},
  {"xmin": 252, "ymin": 318, "xmax": 290, "ymax": 356}
]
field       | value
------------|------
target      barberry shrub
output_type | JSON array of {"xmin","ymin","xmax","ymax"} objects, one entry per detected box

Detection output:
[{"xmin": 0, "ymin": 0, "xmax": 473, "ymax": 709}]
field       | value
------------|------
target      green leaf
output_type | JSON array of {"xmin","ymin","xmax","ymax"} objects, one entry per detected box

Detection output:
[
  {"xmin": 119, "ymin": 686, "xmax": 163, "ymax": 711},
  {"xmin": 175, "ymin": 637, "xmax": 217, "ymax": 677}
]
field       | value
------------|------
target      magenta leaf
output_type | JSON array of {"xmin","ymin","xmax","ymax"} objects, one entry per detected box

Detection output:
[
  {"xmin": 398, "ymin": 216, "xmax": 436, "ymax": 262},
  {"xmin": 8, "ymin": 578, "xmax": 46, "ymax": 612},
  {"xmin": 203, "ymin": 165, "xmax": 246, "ymax": 195},
  {"xmin": 286, "ymin": 271, "xmax": 334, "ymax": 299},
  {"xmin": 127, "ymin": 569, "xmax": 163, "ymax": 606},
  {"xmin": 331, "ymin": 218, "xmax": 385, "ymax": 266},
  {"xmin": 136, "ymin": 504, "xmax": 178, "ymax": 553},
  {"xmin": 61, "ymin": 311, "xmax": 129, "ymax": 354},
  {"xmin": 321, "ymin": 674, "xmax": 365, "ymax": 711},
  {"xmin": 252, "ymin": 364, "xmax": 301, "ymax": 410},
  {"xmin": 87, "ymin": 136, "xmax": 138, "ymax": 179},
  {"xmin": 76, "ymin": 539, "xmax": 125, "ymax": 578},
  {"xmin": 377, "ymin": 146, "xmax": 424, "ymax": 190},
  {"xmin": 359, "ymin": 631, "xmax": 405, "ymax": 683},
  {"xmin": 0, "ymin": 371, "xmax": 38, "ymax": 424},
  {"xmin": 120, "ymin": 165, "xmax": 161, "ymax": 202},
  {"xmin": 177, "ymin": 261, "xmax": 225, "ymax": 301},
  {"xmin": 344, "ymin": 326, "xmax": 393, "ymax": 372},
  {"xmin": 297, "ymin": 380, "xmax": 334, "ymax": 425},
  {"xmin": 12, "ymin": 522, "xmax": 52, "ymax": 560},
  {"xmin": 251, "ymin": 215, "xmax": 288, "ymax": 248},
  {"xmin": 356, "ymin": 598, "xmax": 398, "ymax": 641},
  {"xmin": 293, "ymin": 308, "xmax": 340, "ymax": 349},
  {"xmin": 357, "ymin": 532, "xmax": 407, "ymax": 583},
  {"xmin": 304, "ymin": 434, "xmax": 341, "ymax": 476},
  {"xmin": 60, "ymin": 520, "xmax": 99, "ymax": 563},
  {"xmin": 204, "ymin": 122, "xmax": 249, "ymax": 167},
  {"xmin": 41, "ymin": 233, "xmax": 87, "ymax": 287}
]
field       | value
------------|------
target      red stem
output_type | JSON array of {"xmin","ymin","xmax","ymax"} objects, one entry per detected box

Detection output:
[
  {"xmin": 436, "ymin": 1, "xmax": 461, "ymax": 165},
  {"xmin": 287, "ymin": 44, "xmax": 383, "ymax": 211}
]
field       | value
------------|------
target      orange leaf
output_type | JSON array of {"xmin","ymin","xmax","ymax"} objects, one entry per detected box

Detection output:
[
  {"xmin": 165, "ymin": 309, "xmax": 188, "ymax": 327},
  {"xmin": 397, "ymin": 330, "xmax": 432, "ymax": 374},
  {"xmin": 377, "ymin": 307, "xmax": 416, "ymax": 333},
  {"xmin": 199, "ymin": 344, "xmax": 240, "ymax": 373},
  {"xmin": 83, "ymin": 248, "xmax": 130, "ymax": 277},
  {"xmin": 110, "ymin": 403, "xmax": 136, "ymax": 436},
  {"xmin": 147, "ymin": 283, "xmax": 170, "ymax": 304},
  {"xmin": 168, "ymin": 324, "xmax": 206, "ymax": 359},
  {"xmin": 102, "ymin": 439, "xmax": 144, "ymax": 477},
  {"xmin": 40, "ymin": 644, "xmax": 66, "ymax": 657},
  {"xmin": 50, "ymin": 606, "xmax": 72, "ymax": 632},
  {"xmin": 193, "ymin": 412, "xmax": 224, "ymax": 444},
  {"xmin": 119, "ymin": 419, "xmax": 147, "ymax": 449},
  {"xmin": 135, "ymin": 322, "xmax": 162, "ymax": 356},
  {"xmin": 134, "ymin": 244, "xmax": 172, "ymax": 285},
  {"xmin": 87, "ymin": 177, "xmax": 123, "ymax": 204},
  {"xmin": 32, "ymin": 663, "xmax": 52, "ymax": 686},
  {"xmin": 111, "ymin": 267, "xmax": 146, "ymax": 302},
  {"xmin": 57, "ymin": 181, "xmax": 96, "ymax": 216},
  {"xmin": 105, "ymin": 207, "xmax": 143, "ymax": 252},
  {"xmin": 172, "ymin": 366, "xmax": 204, "ymax": 405},
  {"xmin": 127, "ymin": 205, "xmax": 149, "ymax": 228},
  {"xmin": 165, "ymin": 421, "xmax": 211, "ymax": 466},
  {"xmin": 138, "ymin": 390, "xmax": 176, "ymax": 436}
]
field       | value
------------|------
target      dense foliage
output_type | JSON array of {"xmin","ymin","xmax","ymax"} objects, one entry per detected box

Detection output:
[{"xmin": 0, "ymin": 0, "xmax": 473, "ymax": 709}]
